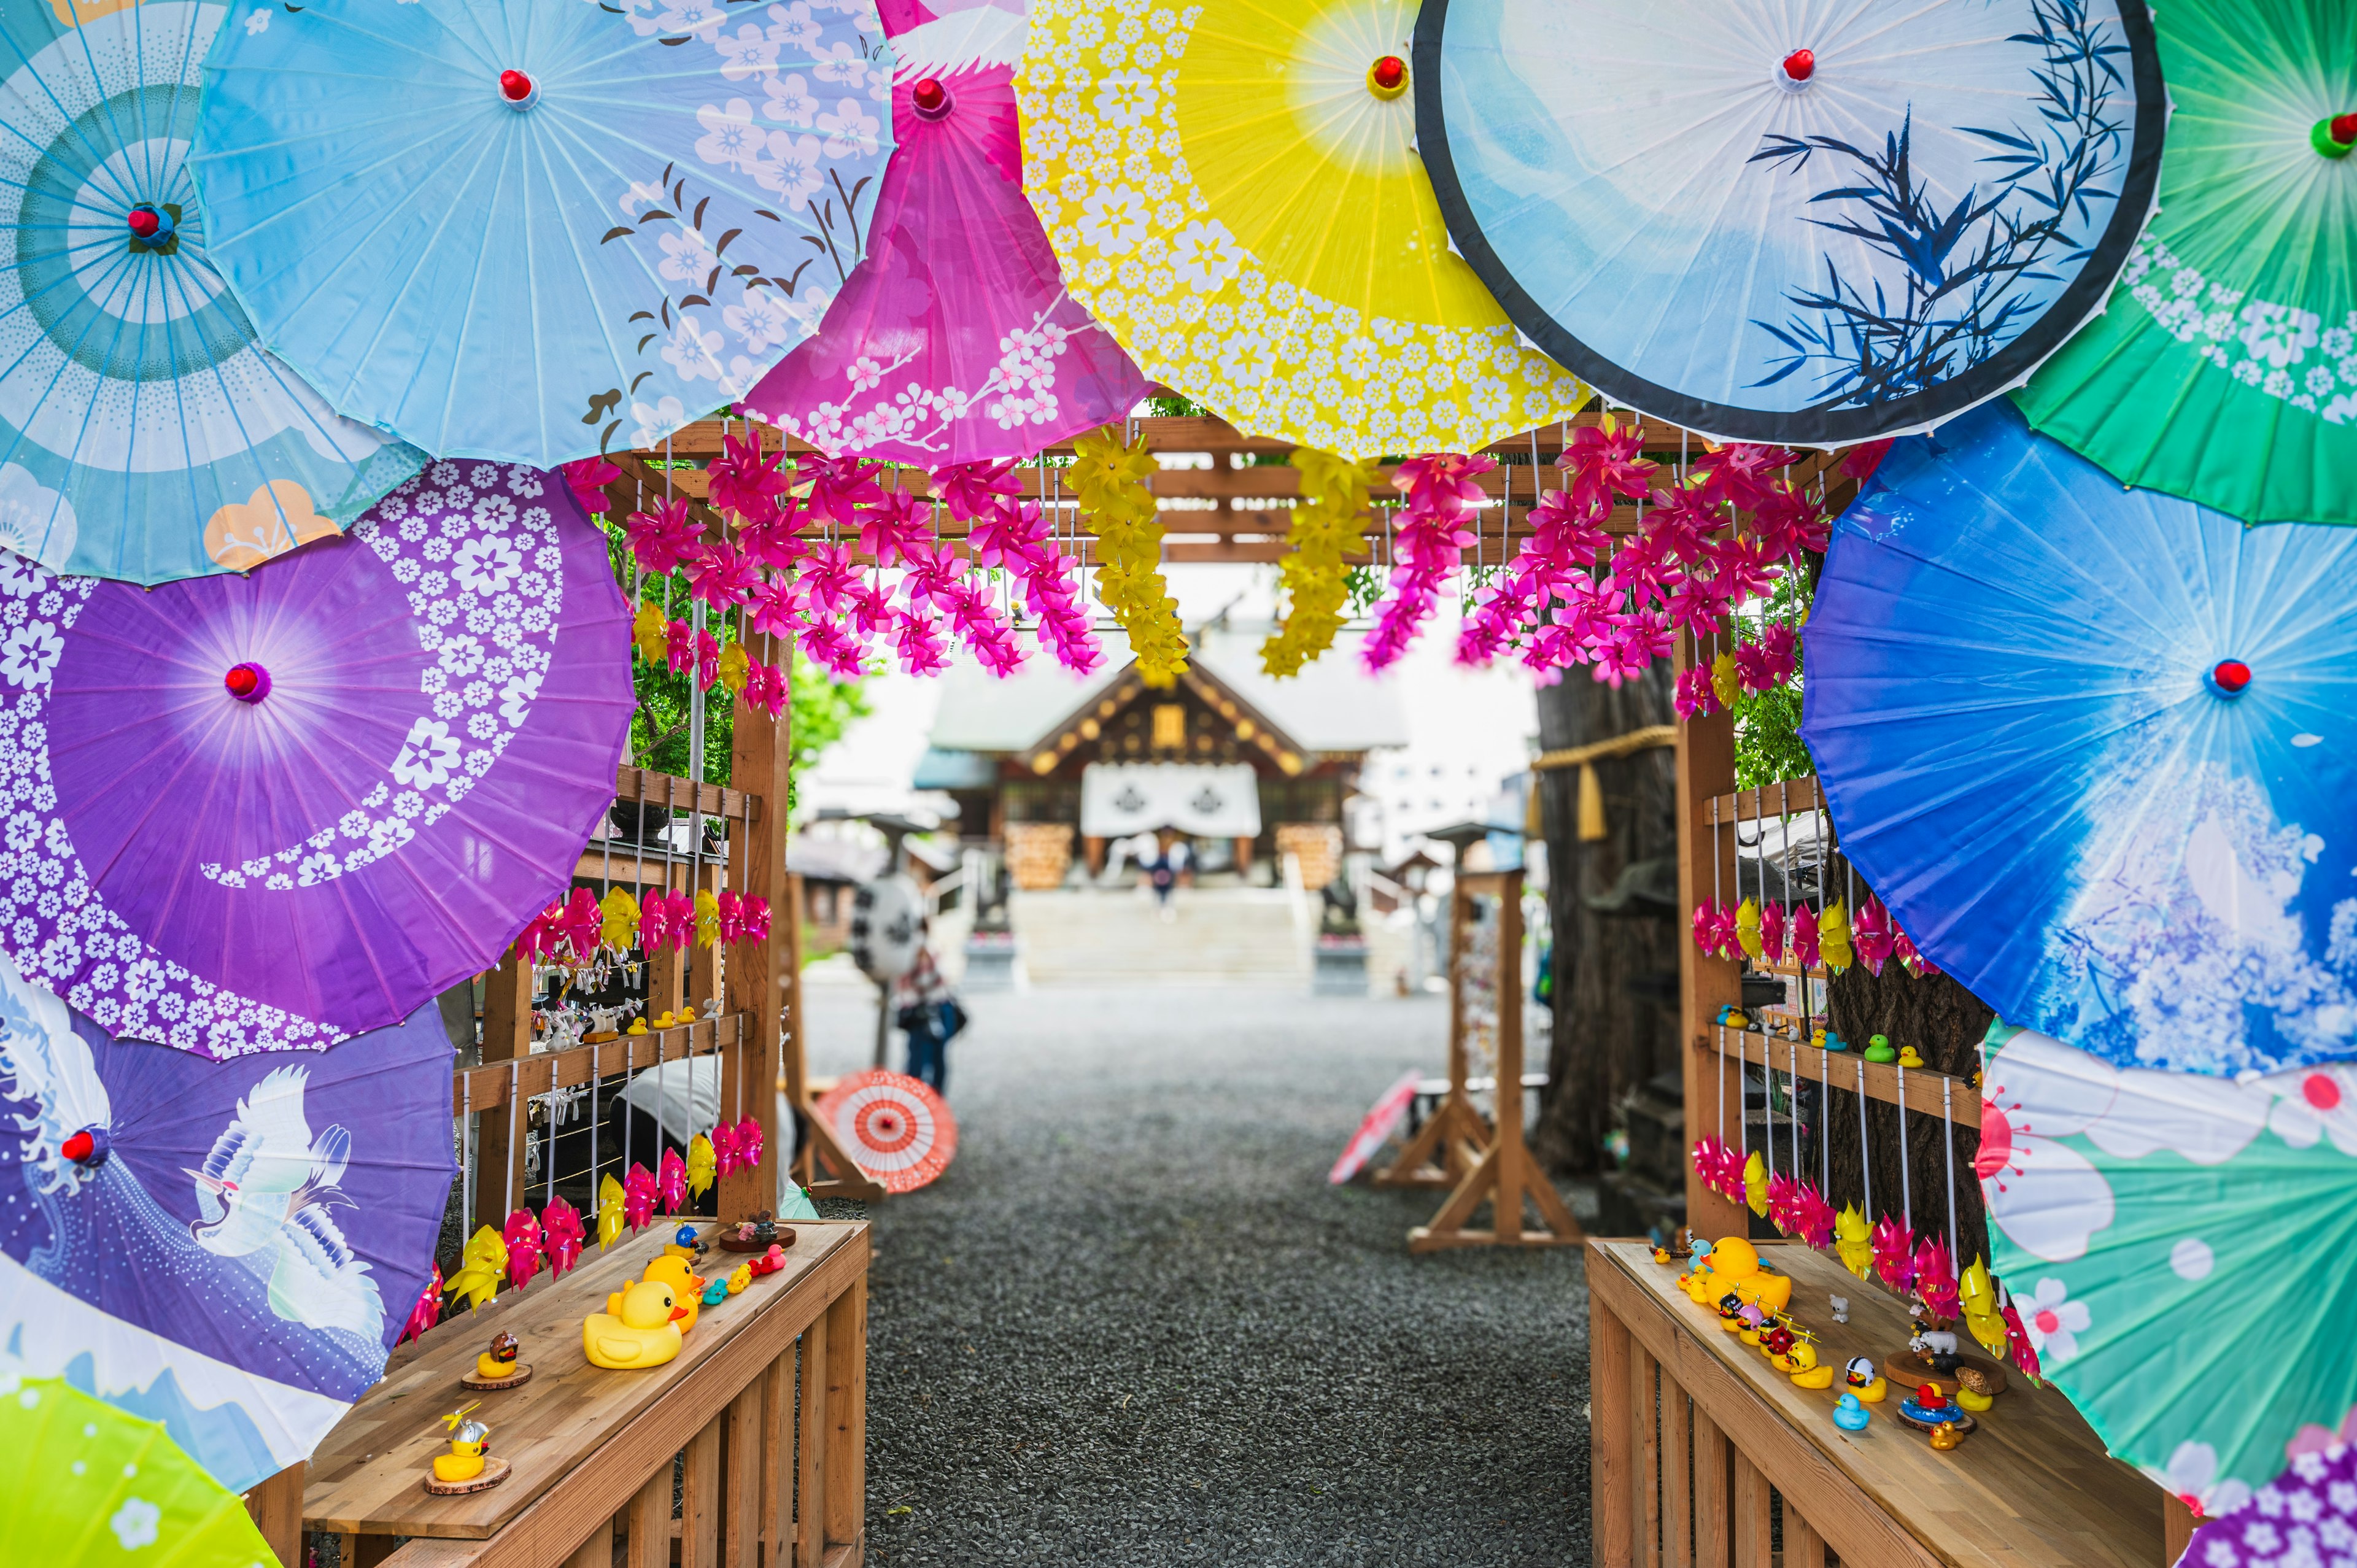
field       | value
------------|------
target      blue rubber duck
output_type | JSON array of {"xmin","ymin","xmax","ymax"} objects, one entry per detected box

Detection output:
[
  {"xmin": 701, "ymin": 1277, "xmax": 731, "ymax": 1308},
  {"xmin": 1833, "ymin": 1394, "xmax": 1870, "ymax": 1432}
]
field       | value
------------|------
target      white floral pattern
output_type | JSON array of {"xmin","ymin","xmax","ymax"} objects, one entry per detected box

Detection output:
[
  {"xmin": 1015, "ymin": 0, "xmax": 1589, "ymax": 458},
  {"xmin": 2123, "ymin": 239, "xmax": 2357, "ymax": 424},
  {"xmin": 2020, "ymin": 1276, "xmax": 2091, "ymax": 1365},
  {"xmin": 0, "ymin": 462, "xmax": 570, "ymax": 1056},
  {"xmin": 2143, "ymin": 1441, "xmax": 2255, "ymax": 1523}
]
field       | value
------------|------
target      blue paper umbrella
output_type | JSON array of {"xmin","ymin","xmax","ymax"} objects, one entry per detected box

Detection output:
[
  {"xmin": 1411, "ymin": 0, "xmax": 2165, "ymax": 445},
  {"xmin": 0, "ymin": 952, "xmax": 454, "ymax": 1493},
  {"xmin": 1801, "ymin": 401, "xmax": 2357, "ymax": 1077},
  {"xmin": 192, "ymin": 0, "xmax": 895, "ymax": 465},
  {"xmin": 0, "ymin": 1, "xmax": 424, "ymax": 584}
]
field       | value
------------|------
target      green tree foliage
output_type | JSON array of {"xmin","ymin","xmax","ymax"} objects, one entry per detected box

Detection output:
[{"xmin": 1734, "ymin": 566, "xmax": 1814, "ymax": 789}]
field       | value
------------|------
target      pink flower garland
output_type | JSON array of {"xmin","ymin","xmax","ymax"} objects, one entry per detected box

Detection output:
[{"xmin": 1365, "ymin": 454, "xmax": 1493, "ymax": 674}]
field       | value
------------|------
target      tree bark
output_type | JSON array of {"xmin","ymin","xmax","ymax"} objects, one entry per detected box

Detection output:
[{"xmin": 1531, "ymin": 665, "xmax": 1682, "ymax": 1175}]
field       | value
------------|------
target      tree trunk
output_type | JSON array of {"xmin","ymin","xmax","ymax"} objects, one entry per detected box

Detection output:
[
  {"xmin": 1800, "ymin": 964, "xmax": 1995, "ymax": 1270},
  {"xmin": 1531, "ymin": 665, "xmax": 1682, "ymax": 1175}
]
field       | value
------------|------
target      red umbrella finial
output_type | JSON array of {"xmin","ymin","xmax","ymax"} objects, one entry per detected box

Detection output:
[
  {"xmin": 911, "ymin": 77, "xmax": 950, "ymax": 118},
  {"xmin": 2210, "ymin": 658, "xmax": 2251, "ymax": 694},
  {"xmin": 1781, "ymin": 48, "xmax": 1815, "ymax": 84},
  {"xmin": 500, "ymin": 69, "xmax": 536, "ymax": 106},
  {"xmin": 1368, "ymin": 55, "xmax": 1407, "ymax": 98},
  {"xmin": 127, "ymin": 207, "xmax": 160, "ymax": 239},
  {"xmin": 224, "ymin": 662, "xmax": 271, "ymax": 702}
]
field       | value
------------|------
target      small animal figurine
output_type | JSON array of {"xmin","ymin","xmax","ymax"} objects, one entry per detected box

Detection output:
[
  {"xmin": 1844, "ymin": 1356, "xmax": 1887, "ymax": 1402},
  {"xmin": 1717, "ymin": 1006, "xmax": 1751, "ymax": 1030},
  {"xmin": 432, "ymin": 1404, "xmax": 492, "ymax": 1483},
  {"xmin": 1929, "ymin": 1420, "xmax": 1964, "ymax": 1451},
  {"xmin": 1830, "ymin": 1294, "xmax": 1850, "ymax": 1325},
  {"xmin": 475, "ymin": 1332, "xmax": 522, "ymax": 1384},
  {"xmin": 1897, "ymin": 1043, "xmax": 1926, "ymax": 1069},
  {"xmin": 727, "ymin": 1262, "xmax": 752, "ymax": 1295},
  {"xmin": 1864, "ymin": 1033, "xmax": 1898, "ymax": 1064},
  {"xmin": 1832, "ymin": 1394, "xmax": 1870, "ymax": 1431},
  {"xmin": 748, "ymin": 1243, "xmax": 788, "ymax": 1277},
  {"xmin": 584, "ymin": 1280, "xmax": 689, "ymax": 1370}
]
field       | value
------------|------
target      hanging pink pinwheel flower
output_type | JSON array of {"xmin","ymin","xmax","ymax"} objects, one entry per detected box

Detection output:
[
  {"xmin": 705, "ymin": 428, "xmax": 788, "ymax": 521},
  {"xmin": 1364, "ymin": 454, "xmax": 1492, "ymax": 674},
  {"xmin": 1690, "ymin": 443, "xmax": 1798, "ymax": 514},
  {"xmin": 687, "ymin": 537, "xmax": 762, "ymax": 610},
  {"xmin": 639, "ymin": 894, "xmax": 676, "ymax": 955},
  {"xmin": 742, "ymin": 660, "xmax": 788, "ymax": 717},
  {"xmin": 1913, "ymin": 1238, "xmax": 1961, "ymax": 1320},
  {"xmin": 891, "ymin": 607, "xmax": 952, "ymax": 676},
  {"xmin": 1691, "ymin": 1137, "xmax": 1744, "ymax": 1201},
  {"xmin": 716, "ymin": 890, "xmax": 746, "ymax": 946},
  {"xmin": 934, "ymin": 458, "xmax": 1025, "ymax": 522},
  {"xmin": 560, "ymin": 455, "xmax": 622, "ymax": 516},
  {"xmin": 733, "ymin": 1113, "xmax": 763, "ymax": 1170},
  {"xmin": 656, "ymin": 1147, "xmax": 689, "ymax": 1216},
  {"xmin": 398, "ymin": 1264, "xmax": 444, "ymax": 1344},
  {"xmin": 541, "ymin": 1196, "xmax": 585, "ymax": 1280},
  {"xmin": 1734, "ymin": 624, "xmax": 1797, "ymax": 693},
  {"xmin": 1789, "ymin": 1181, "xmax": 1837, "ymax": 1249},
  {"xmin": 738, "ymin": 494, "xmax": 811, "ymax": 573},
  {"xmin": 1854, "ymin": 895, "xmax": 1897, "ymax": 976},
  {"xmin": 503, "ymin": 1207, "xmax": 544, "ymax": 1291},
  {"xmin": 799, "ymin": 614, "xmax": 869, "ymax": 681},
  {"xmin": 1759, "ymin": 901, "xmax": 1786, "ymax": 966},
  {"xmin": 514, "ymin": 902, "xmax": 564, "ymax": 961},
  {"xmin": 1561, "ymin": 419, "xmax": 1657, "ymax": 516},
  {"xmin": 1765, "ymin": 1172, "xmax": 1802, "ymax": 1234},
  {"xmin": 1674, "ymin": 665, "xmax": 1724, "ymax": 720},
  {"xmin": 1894, "ymin": 928, "xmax": 1941, "ymax": 978},
  {"xmin": 1712, "ymin": 533, "xmax": 1785, "ymax": 602},
  {"xmin": 622, "ymin": 1162, "xmax": 658, "ymax": 1230},
  {"xmin": 799, "ymin": 453, "xmax": 887, "ymax": 530},
  {"xmin": 1788, "ymin": 907, "xmax": 1821, "ymax": 968},
  {"xmin": 739, "ymin": 895, "xmax": 771, "ymax": 949},
  {"xmin": 1751, "ymin": 482, "xmax": 1831, "ymax": 558},
  {"xmin": 1871, "ymin": 1216, "xmax": 1917, "ymax": 1292},
  {"xmin": 1692, "ymin": 900, "xmax": 1723, "ymax": 956},
  {"xmin": 857, "ymin": 488, "xmax": 934, "ymax": 566},
  {"xmin": 713, "ymin": 1120, "xmax": 743, "ymax": 1179},
  {"xmin": 627, "ymin": 497, "xmax": 706, "ymax": 574},
  {"xmin": 2002, "ymin": 1298, "xmax": 2041, "ymax": 1381}
]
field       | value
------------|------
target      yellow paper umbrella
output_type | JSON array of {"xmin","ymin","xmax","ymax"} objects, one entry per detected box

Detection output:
[{"xmin": 1016, "ymin": 0, "xmax": 1587, "ymax": 457}]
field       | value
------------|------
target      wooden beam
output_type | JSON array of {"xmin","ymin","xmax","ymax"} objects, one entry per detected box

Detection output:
[
  {"xmin": 1700, "ymin": 1030, "xmax": 1981, "ymax": 1124},
  {"xmin": 1677, "ymin": 630, "xmax": 1749, "ymax": 1245}
]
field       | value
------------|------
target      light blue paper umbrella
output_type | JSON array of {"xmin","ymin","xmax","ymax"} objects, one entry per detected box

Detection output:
[
  {"xmin": 191, "ymin": 0, "xmax": 894, "ymax": 465},
  {"xmin": 1801, "ymin": 400, "xmax": 2357, "ymax": 1077},
  {"xmin": 0, "ymin": 0, "xmax": 424, "ymax": 584},
  {"xmin": 1412, "ymin": 0, "xmax": 2165, "ymax": 445}
]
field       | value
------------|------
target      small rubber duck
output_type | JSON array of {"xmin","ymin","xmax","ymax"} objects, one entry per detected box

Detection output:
[
  {"xmin": 1737, "ymin": 1303, "xmax": 1768, "ymax": 1345},
  {"xmin": 1929, "ymin": 1420, "xmax": 1964, "ymax": 1451},
  {"xmin": 1716, "ymin": 1292, "xmax": 1747, "ymax": 1332},
  {"xmin": 584, "ymin": 1280, "xmax": 689, "ymax": 1370},
  {"xmin": 1832, "ymin": 1394, "xmax": 1870, "ymax": 1431},
  {"xmin": 474, "ymin": 1332, "xmax": 522, "ymax": 1384},
  {"xmin": 700, "ymin": 1276, "xmax": 730, "ymax": 1308},
  {"xmin": 1900, "ymin": 1380, "xmax": 1957, "ymax": 1427},
  {"xmin": 662, "ymin": 1223, "xmax": 705, "ymax": 1261},
  {"xmin": 749, "ymin": 1243, "xmax": 789, "ymax": 1277},
  {"xmin": 625, "ymin": 1017, "xmax": 649, "ymax": 1035},
  {"xmin": 1864, "ymin": 1033, "xmax": 1897, "ymax": 1064},
  {"xmin": 1717, "ymin": 1006, "xmax": 1751, "ymax": 1030},
  {"xmin": 727, "ymin": 1262, "xmax": 752, "ymax": 1294},
  {"xmin": 1820, "ymin": 1029, "xmax": 1848, "ymax": 1053},
  {"xmin": 1956, "ymin": 1385, "xmax": 1994, "ymax": 1412},
  {"xmin": 1787, "ymin": 1343, "xmax": 1834, "ymax": 1389},
  {"xmin": 1844, "ymin": 1356, "xmax": 1887, "ymax": 1402},
  {"xmin": 1896, "ymin": 1043, "xmax": 1926, "ymax": 1069},
  {"xmin": 432, "ymin": 1404, "xmax": 492, "ymax": 1482},
  {"xmin": 634, "ymin": 1254, "xmax": 706, "ymax": 1332}
]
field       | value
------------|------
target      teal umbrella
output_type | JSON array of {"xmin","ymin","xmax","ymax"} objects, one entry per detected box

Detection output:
[
  {"xmin": 0, "ymin": 0, "xmax": 422, "ymax": 584},
  {"xmin": 2016, "ymin": 0, "xmax": 2357, "ymax": 523},
  {"xmin": 1980, "ymin": 1022, "xmax": 2357, "ymax": 1520}
]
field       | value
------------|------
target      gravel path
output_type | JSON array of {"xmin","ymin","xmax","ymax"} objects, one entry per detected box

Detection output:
[{"xmin": 803, "ymin": 981, "xmax": 1597, "ymax": 1567}]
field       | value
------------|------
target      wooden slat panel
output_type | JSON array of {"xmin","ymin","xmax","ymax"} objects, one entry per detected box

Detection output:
[
  {"xmin": 561, "ymin": 1517, "xmax": 613, "ymax": 1568},
  {"xmin": 243, "ymin": 1462, "xmax": 305, "ymax": 1568},
  {"xmin": 796, "ymin": 1314, "xmax": 828, "ymax": 1568},
  {"xmin": 1693, "ymin": 1407, "xmax": 1731, "ymax": 1568},
  {"xmin": 722, "ymin": 1382, "xmax": 762, "ymax": 1568},
  {"xmin": 625, "ymin": 1469, "xmax": 669, "ymax": 1568},
  {"xmin": 1665, "ymin": 1379, "xmax": 1693, "ymax": 1568},
  {"xmin": 450, "ymin": 1014, "xmax": 745, "ymax": 1116},
  {"xmin": 1635, "ymin": 1343, "xmax": 1662, "ymax": 1568},
  {"xmin": 1789, "ymin": 1508, "xmax": 1829, "ymax": 1568},
  {"xmin": 760, "ymin": 1354, "xmax": 793, "ymax": 1568},
  {"xmin": 1696, "ymin": 1032, "xmax": 1980, "ymax": 1125},
  {"xmin": 1732, "ymin": 1456, "xmax": 1772, "ymax": 1568},
  {"xmin": 1701, "ymin": 776, "xmax": 1832, "ymax": 832},
  {"xmin": 680, "ymin": 1416, "xmax": 721, "ymax": 1568},
  {"xmin": 821, "ymin": 1276, "xmax": 867, "ymax": 1556},
  {"xmin": 614, "ymin": 765, "xmax": 755, "ymax": 824},
  {"xmin": 1593, "ymin": 1292, "xmax": 1635, "ymax": 1567}
]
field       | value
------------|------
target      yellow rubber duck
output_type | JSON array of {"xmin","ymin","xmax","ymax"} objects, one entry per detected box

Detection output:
[
  {"xmin": 1843, "ymin": 1356, "xmax": 1887, "ymax": 1402},
  {"xmin": 1743, "ymin": 1149, "xmax": 1769, "ymax": 1217},
  {"xmin": 1787, "ymin": 1342, "xmax": 1835, "ymax": 1390},
  {"xmin": 620, "ymin": 1254, "xmax": 706, "ymax": 1332},
  {"xmin": 626, "ymin": 1018, "xmax": 649, "ymax": 1035},
  {"xmin": 474, "ymin": 1332, "xmax": 522, "ymax": 1384},
  {"xmin": 584, "ymin": 1280, "xmax": 688, "ymax": 1370},
  {"xmin": 727, "ymin": 1262, "xmax": 752, "ymax": 1296},
  {"xmin": 687, "ymin": 1134, "xmax": 717, "ymax": 1200},
  {"xmin": 1693, "ymin": 1237, "xmax": 1794, "ymax": 1316},
  {"xmin": 446, "ymin": 1226, "xmax": 508, "ymax": 1311},
  {"xmin": 432, "ymin": 1404, "xmax": 491, "ymax": 1483},
  {"xmin": 1735, "ymin": 898, "xmax": 1763, "ymax": 961},
  {"xmin": 596, "ymin": 1174, "xmax": 627, "ymax": 1250},
  {"xmin": 1832, "ymin": 1204, "xmax": 1874, "ymax": 1281},
  {"xmin": 1956, "ymin": 1385, "xmax": 1994, "ymax": 1412},
  {"xmin": 1819, "ymin": 900, "xmax": 1853, "ymax": 973},
  {"xmin": 1897, "ymin": 1044, "xmax": 1926, "ymax": 1069}
]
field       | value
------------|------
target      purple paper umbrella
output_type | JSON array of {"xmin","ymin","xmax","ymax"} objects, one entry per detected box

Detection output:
[
  {"xmin": 739, "ymin": 0, "xmax": 1150, "ymax": 464},
  {"xmin": 0, "ymin": 950, "xmax": 454, "ymax": 1491},
  {"xmin": 2181, "ymin": 1441, "xmax": 2357, "ymax": 1568},
  {"xmin": 0, "ymin": 460, "xmax": 633, "ymax": 1056}
]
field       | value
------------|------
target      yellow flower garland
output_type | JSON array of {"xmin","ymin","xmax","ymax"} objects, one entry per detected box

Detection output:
[
  {"xmin": 1262, "ymin": 449, "xmax": 1382, "ymax": 677},
  {"xmin": 1071, "ymin": 425, "xmax": 1188, "ymax": 686}
]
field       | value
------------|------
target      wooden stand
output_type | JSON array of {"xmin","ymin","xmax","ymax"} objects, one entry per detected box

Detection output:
[
  {"xmin": 1373, "ymin": 868, "xmax": 1491, "ymax": 1189},
  {"xmin": 1407, "ymin": 871, "xmax": 1582, "ymax": 1252},
  {"xmin": 459, "ymin": 1364, "xmax": 533, "ymax": 1392},
  {"xmin": 424, "ymin": 1456, "xmax": 511, "ymax": 1497}
]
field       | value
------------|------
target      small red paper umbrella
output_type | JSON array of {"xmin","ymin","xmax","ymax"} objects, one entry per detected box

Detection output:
[{"xmin": 813, "ymin": 1071, "xmax": 958, "ymax": 1194}]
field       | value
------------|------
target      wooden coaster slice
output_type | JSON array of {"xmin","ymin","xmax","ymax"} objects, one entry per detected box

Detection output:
[
  {"xmin": 460, "ymin": 1363, "xmax": 533, "ymax": 1392},
  {"xmin": 425, "ymin": 1455, "xmax": 511, "ymax": 1496}
]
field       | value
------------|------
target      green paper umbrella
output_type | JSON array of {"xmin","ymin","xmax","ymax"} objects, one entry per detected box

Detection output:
[
  {"xmin": 2016, "ymin": 0, "xmax": 2357, "ymax": 524},
  {"xmin": 0, "ymin": 1368, "xmax": 277, "ymax": 1567},
  {"xmin": 1978, "ymin": 1022, "xmax": 2357, "ymax": 1519}
]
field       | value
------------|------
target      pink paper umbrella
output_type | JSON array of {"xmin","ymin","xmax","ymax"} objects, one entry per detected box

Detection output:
[
  {"xmin": 0, "ymin": 463, "xmax": 634, "ymax": 1056},
  {"xmin": 740, "ymin": 2, "xmax": 1149, "ymax": 464}
]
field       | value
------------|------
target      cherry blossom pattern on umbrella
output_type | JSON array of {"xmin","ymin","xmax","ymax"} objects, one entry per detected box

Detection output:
[
  {"xmin": 1980, "ymin": 1021, "xmax": 2357, "ymax": 1513},
  {"xmin": 2179, "ymin": 1442, "xmax": 2357, "ymax": 1568},
  {"xmin": 0, "ymin": 462, "xmax": 633, "ymax": 1055},
  {"xmin": 741, "ymin": 2, "xmax": 1153, "ymax": 463}
]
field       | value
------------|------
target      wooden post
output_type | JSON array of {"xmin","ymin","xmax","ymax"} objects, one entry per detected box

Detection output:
[
  {"xmin": 722, "ymin": 673, "xmax": 792, "ymax": 1222},
  {"xmin": 1693, "ymin": 1406, "xmax": 1730, "ymax": 1568},
  {"xmin": 681, "ymin": 1413, "xmax": 722, "ymax": 1568},
  {"xmin": 473, "ymin": 952, "xmax": 534, "ymax": 1235},
  {"xmin": 2164, "ymin": 1493, "xmax": 2197, "ymax": 1565},
  {"xmin": 1663, "ymin": 1378, "xmax": 1692, "ymax": 1568},
  {"xmin": 1633, "ymin": 1343, "xmax": 1660, "ymax": 1568},
  {"xmin": 242, "ymin": 1461, "xmax": 304, "ymax": 1568},
  {"xmin": 1676, "ymin": 631, "xmax": 1747, "ymax": 1245},
  {"xmin": 1731, "ymin": 1454, "xmax": 1772, "ymax": 1568},
  {"xmin": 1592, "ymin": 1288, "xmax": 1633, "ymax": 1568},
  {"xmin": 822, "ymin": 1273, "xmax": 867, "ymax": 1559},
  {"xmin": 796, "ymin": 1310, "xmax": 829, "ymax": 1568},
  {"xmin": 564, "ymin": 1518, "xmax": 615, "ymax": 1568},
  {"xmin": 625, "ymin": 1465, "xmax": 670, "ymax": 1568},
  {"xmin": 1376, "ymin": 877, "xmax": 1490, "ymax": 1188},
  {"xmin": 722, "ymin": 1380, "xmax": 763, "ymax": 1568}
]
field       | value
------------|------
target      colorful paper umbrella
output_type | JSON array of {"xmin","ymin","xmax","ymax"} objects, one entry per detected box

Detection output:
[
  {"xmin": 2018, "ymin": 1, "xmax": 2357, "ymax": 524},
  {"xmin": 1978, "ymin": 1022, "xmax": 2357, "ymax": 1517},
  {"xmin": 191, "ymin": 0, "xmax": 894, "ymax": 465},
  {"xmin": 814, "ymin": 1069, "xmax": 957, "ymax": 1193},
  {"xmin": 0, "ymin": 951, "xmax": 455, "ymax": 1494},
  {"xmin": 0, "ymin": 0, "xmax": 423, "ymax": 584},
  {"xmin": 1801, "ymin": 401, "xmax": 2357, "ymax": 1077},
  {"xmin": 1412, "ymin": 0, "xmax": 2164, "ymax": 446},
  {"xmin": 1328, "ymin": 1068, "xmax": 1421, "ymax": 1184},
  {"xmin": 0, "ymin": 462, "xmax": 633, "ymax": 1056},
  {"xmin": 0, "ymin": 1366, "xmax": 279, "ymax": 1567},
  {"xmin": 1015, "ymin": 0, "xmax": 1587, "ymax": 458},
  {"xmin": 742, "ymin": 1, "xmax": 1151, "ymax": 463}
]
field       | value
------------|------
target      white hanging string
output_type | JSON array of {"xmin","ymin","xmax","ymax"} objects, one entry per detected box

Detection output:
[
  {"xmin": 1942, "ymin": 1076, "xmax": 1960, "ymax": 1262},
  {"xmin": 1897, "ymin": 1060, "xmax": 1913, "ymax": 1235}
]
